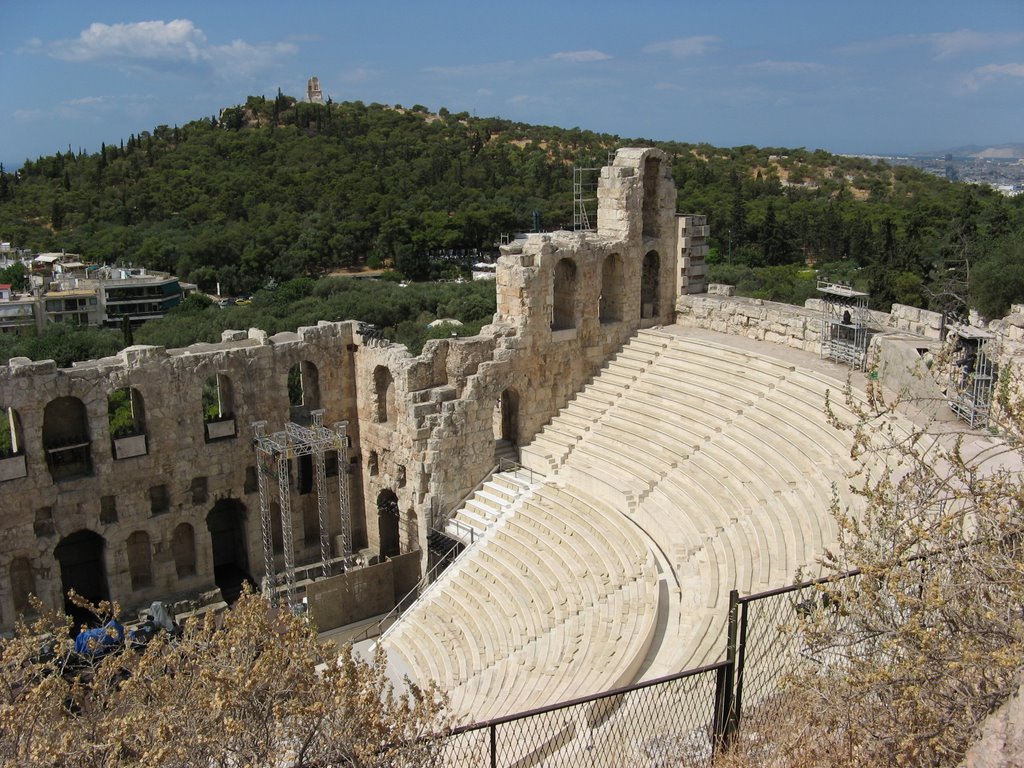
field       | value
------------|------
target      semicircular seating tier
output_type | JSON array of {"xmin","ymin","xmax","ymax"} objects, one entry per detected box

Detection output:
[{"xmin": 381, "ymin": 326, "xmax": 889, "ymax": 723}]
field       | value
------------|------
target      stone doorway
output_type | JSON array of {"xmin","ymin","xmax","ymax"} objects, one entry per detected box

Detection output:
[
  {"xmin": 206, "ymin": 499, "xmax": 254, "ymax": 602},
  {"xmin": 377, "ymin": 490, "xmax": 400, "ymax": 558},
  {"xmin": 493, "ymin": 389, "xmax": 519, "ymax": 462},
  {"xmin": 53, "ymin": 529, "xmax": 109, "ymax": 628}
]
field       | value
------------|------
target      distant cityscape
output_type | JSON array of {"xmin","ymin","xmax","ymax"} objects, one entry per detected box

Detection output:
[{"xmin": 846, "ymin": 145, "xmax": 1024, "ymax": 195}]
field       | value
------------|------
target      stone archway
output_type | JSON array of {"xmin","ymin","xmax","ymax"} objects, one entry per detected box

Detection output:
[
  {"xmin": 377, "ymin": 490, "xmax": 400, "ymax": 559},
  {"xmin": 53, "ymin": 529, "xmax": 109, "ymax": 628},
  {"xmin": 206, "ymin": 499, "xmax": 253, "ymax": 602}
]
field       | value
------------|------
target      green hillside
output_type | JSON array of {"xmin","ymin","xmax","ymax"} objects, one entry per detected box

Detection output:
[{"xmin": 1, "ymin": 93, "xmax": 1022, "ymax": 317}]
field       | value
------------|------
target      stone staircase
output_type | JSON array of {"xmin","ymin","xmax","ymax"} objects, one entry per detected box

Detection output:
[{"xmin": 443, "ymin": 468, "xmax": 535, "ymax": 546}]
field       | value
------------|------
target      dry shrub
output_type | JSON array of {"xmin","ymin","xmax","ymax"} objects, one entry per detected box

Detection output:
[{"xmin": 0, "ymin": 590, "xmax": 450, "ymax": 767}]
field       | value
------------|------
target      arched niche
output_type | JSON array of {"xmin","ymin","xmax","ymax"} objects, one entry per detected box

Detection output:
[
  {"xmin": 551, "ymin": 257, "xmax": 578, "ymax": 331},
  {"xmin": 108, "ymin": 387, "xmax": 148, "ymax": 459},
  {"xmin": 54, "ymin": 529, "xmax": 109, "ymax": 628},
  {"xmin": 202, "ymin": 374, "xmax": 236, "ymax": 441},
  {"xmin": 126, "ymin": 531, "xmax": 153, "ymax": 590},
  {"xmin": 641, "ymin": 250, "xmax": 661, "ymax": 320},
  {"xmin": 43, "ymin": 396, "xmax": 92, "ymax": 481},
  {"xmin": 172, "ymin": 523, "xmax": 196, "ymax": 578},
  {"xmin": 600, "ymin": 253, "xmax": 624, "ymax": 324},
  {"xmin": 373, "ymin": 366, "xmax": 396, "ymax": 424},
  {"xmin": 376, "ymin": 490, "xmax": 400, "ymax": 559},
  {"xmin": 0, "ymin": 406, "xmax": 27, "ymax": 482}
]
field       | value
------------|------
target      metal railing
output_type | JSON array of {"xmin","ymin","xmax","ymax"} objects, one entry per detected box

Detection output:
[
  {"xmin": 435, "ymin": 662, "xmax": 731, "ymax": 768},
  {"xmin": 424, "ymin": 568, "xmax": 866, "ymax": 764},
  {"xmin": 728, "ymin": 568, "xmax": 862, "ymax": 740},
  {"xmin": 355, "ymin": 459, "xmax": 538, "ymax": 644}
]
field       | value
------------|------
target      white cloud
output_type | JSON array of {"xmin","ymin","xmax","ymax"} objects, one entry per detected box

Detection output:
[
  {"xmin": 550, "ymin": 50, "xmax": 611, "ymax": 63},
  {"xmin": 840, "ymin": 29, "xmax": 1024, "ymax": 60},
  {"xmin": 43, "ymin": 19, "xmax": 295, "ymax": 78},
  {"xmin": 746, "ymin": 60, "xmax": 824, "ymax": 74},
  {"xmin": 929, "ymin": 30, "xmax": 1024, "ymax": 59},
  {"xmin": 643, "ymin": 36, "xmax": 720, "ymax": 58},
  {"xmin": 960, "ymin": 62, "xmax": 1024, "ymax": 92},
  {"xmin": 66, "ymin": 96, "xmax": 106, "ymax": 106}
]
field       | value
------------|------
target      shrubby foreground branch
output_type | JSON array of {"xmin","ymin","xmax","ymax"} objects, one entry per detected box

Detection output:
[{"xmin": 0, "ymin": 591, "xmax": 451, "ymax": 767}]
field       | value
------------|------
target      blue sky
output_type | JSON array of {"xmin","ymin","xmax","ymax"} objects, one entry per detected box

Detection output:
[{"xmin": 2, "ymin": 1, "xmax": 1022, "ymax": 168}]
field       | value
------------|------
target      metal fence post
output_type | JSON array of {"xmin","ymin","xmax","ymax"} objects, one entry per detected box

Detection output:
[
  {"xmin": 714, "ymin": 588, "xmax": 740, "ymax": 755},
  {"xmin": 490, "ymin": 722, "xmax": 497, "ymax": 768}
]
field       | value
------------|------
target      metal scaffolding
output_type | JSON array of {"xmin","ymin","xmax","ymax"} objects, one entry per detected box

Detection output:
[
  {"xmin": 573, "ymin": 166, "xmax": 599, "ymax": 232},
  {"xmin": 252, "ymin": 411, "xmax": 350, "ymax": 610},
  {"xmin": 818, "ymin": 281, "xmax": 870, "ymax": 370},
  {"xmin": 947, "ymin": 325, "xmax": 996, "ymax": 429}
]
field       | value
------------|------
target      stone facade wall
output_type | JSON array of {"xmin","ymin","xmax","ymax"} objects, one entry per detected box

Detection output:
[
  {"xmin": 0, "ymin": 147, "xmax": 687, "ymax": 632},
  {"xmin": 0, "ymin": 322, "xmax": 360, "ymax": 628}
]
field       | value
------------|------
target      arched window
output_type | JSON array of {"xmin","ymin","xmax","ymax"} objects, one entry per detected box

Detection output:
[
  {"xmin": 10, "ymin": 557, "xmax": 36, "ymax": 615},
  {"xmin": 43, "ymin": 396, "xmax": 92, "ymax": 481},
  {"xmin": 172, "ymin": 523, "xmax": 196, "ymax": 578},
  {"xmin": 373, "ymin": 366, "xmax": 395, "ymax": 423},
  {"xmin": 127, "ymin": 531, "xmax": 153, "ymax": 590},
  {"xmin": 552, "ymin": 257, "xmax": 577, "ymax": 331},
  {"xmin": 288, "ymin": 361, "xmax": 321, "ymax": 412},
  {"xmin": 600, "ymin": 253, "xmax": 624, "ymax": 323},
  {"xmin": 108, "ymin": 387, "xmax": 147, "ymax": 458},
  {"xmin": 202, "ymin": 374, "xmax": 236, "ymax": 441},
  {"xmin": 641, "ymin": 250, "xmax": 661, "ymax": 320}
]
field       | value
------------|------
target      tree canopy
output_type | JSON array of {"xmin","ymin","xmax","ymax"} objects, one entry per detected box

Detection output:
[{"xmin": 1, "ymin": 97, "xmax": 1020, "ymax": 315}]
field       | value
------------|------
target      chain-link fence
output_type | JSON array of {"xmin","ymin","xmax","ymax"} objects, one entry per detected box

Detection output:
[
  {"xmin": 422, "ymin": 570, "xmax": 867, "ymax": 765},
  {"xmin": 435, "ymin": 661, "xmax": 730, "ymax": 768},
  {"xmin": 730, "ymin": 570, "xmax": 862, "ymax": 743}
]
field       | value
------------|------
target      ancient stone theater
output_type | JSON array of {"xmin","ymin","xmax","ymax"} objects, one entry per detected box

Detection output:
[{"xmin": 3, "ymin": 148, "xmax": 1023, "ymax": 726}]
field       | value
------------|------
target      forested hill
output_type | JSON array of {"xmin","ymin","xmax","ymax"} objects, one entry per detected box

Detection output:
[{"xmin": 1, "ymin": 92, "xmax": 1022, "ymax": 316}]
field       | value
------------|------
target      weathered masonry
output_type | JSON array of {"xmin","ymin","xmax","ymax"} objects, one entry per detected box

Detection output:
[{"xmin": 0, "ymin": 147, "xmax": 706, "ymax": 630}]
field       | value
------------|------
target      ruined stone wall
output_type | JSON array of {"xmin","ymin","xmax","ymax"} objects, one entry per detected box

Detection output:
[
  {"xmin": 0, "ymin": 322, "xmax": 361, "ymax": 629},
  {"xmin": 675, "ymin": 291, "xmax": 948, "ymax": 351},
  {"xmin": 0, "ymin": 147, "xmax": 688, "ymax": 631}
]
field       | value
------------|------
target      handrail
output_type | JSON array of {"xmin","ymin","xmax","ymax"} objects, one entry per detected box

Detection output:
[
  {"xmin": 352, "ymin": 538, "xmax": 463, "ymax": 643},
  {"xmin": 355, "ymin": 459, "xmax": 538, "ymax": 645},
  {"xmin": 431, "ymin": 462, "xmax": 499, "ymax": 533}
]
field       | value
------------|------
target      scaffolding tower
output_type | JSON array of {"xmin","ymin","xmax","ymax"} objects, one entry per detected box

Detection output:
[
  {"xmin": 818, "ymin": 281, "xmax": 870, "ymax": 370},
  {"xmin": 252, "ymin": 411, "xmax": 350, "ymax": 610},
  {"xmin": 573, "ymin": 166, "xmax": 599, "ymax": 231},
  {"xmin": 947, "ymin": 325, "xmax": 996, "ymax": 429}
]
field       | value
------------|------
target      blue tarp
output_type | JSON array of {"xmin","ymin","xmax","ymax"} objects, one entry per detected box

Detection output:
[{"xmin": 74, "ymin": 620, "xmax": 125, "ymax": 656}]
